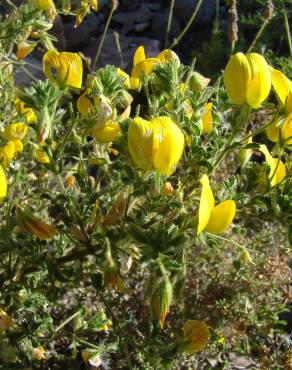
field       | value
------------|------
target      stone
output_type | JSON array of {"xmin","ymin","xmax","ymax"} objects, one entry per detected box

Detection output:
[
  {"xmin": 229, "ymin": 353, "xmax": 255, "ymax": 369},
  {"xmin": 14, "ymin": 56, "xmax": 44, "ymax": 86},
  {"xmin": 83, "ymin": 32, "xmax": 160, "ymax": 71},
  {"xmin": 64, "ymin": 13, "xmax": 99, "ymax": 51},
  {"xmin": 50, "ymin": 14, "xmax": 66, "ymax": 51},
  {"xmin": 151, "ymin": 12, "xmax": 181, "ymax": 44},
  {"xmin": 174, "ymin": 0, "xmax": 216, "ymax": 26}
]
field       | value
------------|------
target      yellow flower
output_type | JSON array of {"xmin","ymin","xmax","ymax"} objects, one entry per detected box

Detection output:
[
  {"xmin": 74, "ymin": 0, "xmax": 98, "ymax": 28},
  {"xmin": 92, "ymin": 121, "xmax": 121, "ymax": 143},
  {"xmin": 128, "ymin": 116, "xmax": 184, "ymax": 175},
  {"xmin": 35, "ymin": 149, "xmax": 50, "ymax": 164},
  {"xmin": 260, "ymin": 145, "xmax": 286, "ymax": 187},
  {"xmin": 201, "ymin": 102, "xmax": 213, "ymax": 134},
  {"xmin": 3, "ymin": 123, "xmax": 27, "ymax": 141},
  {"xmin": 43, "ymin": 50, "xmax": 83, "ymax": 89},
  {"xmin": 28, "ymin": 0, "xmax": 52, "ymax": 10},
  {"xmin": 15, "ymin": 98, "xmax": 37, "ymax": 124},
  {"xmin": 31, "ymin": 346, "xmax": 46, "ymax": 360},
  {"xmin": 130, "ymin": 46, "xmax": 179, "ymax": 89},
  {"xmin": 240, "ymin": 249, "xmax": 255, "ymax": 265},
  {"xmin": 266, "ymin": 114, "xmax": 292, "ymax": 144},
  {"xmin": 17, "ymin": 209, "xmax": 57, "ymax": 241},
  {"xmin": 223, "ymin": 52, "xmax": 271, "ymax": 108},
  {"xmin": 179, "ymin": 320, "xmax": 210, "ymax": 353},
  {"xmin": 65, "ymin": 175, "xmax": 75, "ymax": 188},
  {"xmin": 197, "ymin": 174, "xmax": 236, "ymax": 235},
  {"xmin": 0, "ymin": 165, "xmax": 7, "ymax": 201},
  {"xmin": 271, "ymin": 68, "xmax": 292, "ymax": 114}
]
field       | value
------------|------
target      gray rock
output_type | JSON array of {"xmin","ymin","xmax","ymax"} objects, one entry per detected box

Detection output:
[
  {"xmin": 64, "ymin": 13, "xmax": 99, "ymax": 51},
  {"xmin": 174, "ymin": 0, "xmax": 216, "ymax": 26},
  {"xmin": 83, "ymin": 32, "xmax": 160, "ymax": 71},
  {"xmin": 229, "ymin": 353, "xmax": 255, "ymax": 369},
  {"xmin": 14, "ymin": 56, "xmax": 44, "ymax": 86},
  {"xmin": 151, "ymin": 12, "xmax": 181, "ymax": 44},
  {"xmin": 50, "ymin": 14, "xmax": 66, "ymax": 51}
]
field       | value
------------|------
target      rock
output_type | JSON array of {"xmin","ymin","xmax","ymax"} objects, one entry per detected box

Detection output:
[
  {"xmin": 82, "ymin": 32, "xmax": 160, "ymax": 71},
  {"xmin": 50, "ymin": 14, "xmax": 66, "ymax": 51},
  {"xmin": 134, "ymin": 22, "xmax": 150, "ymax": 33},
  {"xmin": 14, "ymin": 56, "xmax": 44, "ymax": 86},
  {"xmin": 151, "ymin": 12, "xmax": 181, "ymax": 44},
  {"xmin": 174, "ymin": 0, "xmax": 216, "ymax": 26},
  {"xmin": 229, "ymin": 353, "xmax": 255, "ymax": 369},
  {"xmin": 112, "ymin": 6, "xmax": 152, "ymax": 34},
  {"xmin": 64, "ymin": 13, "xmax": 99, "ymax": 51}
]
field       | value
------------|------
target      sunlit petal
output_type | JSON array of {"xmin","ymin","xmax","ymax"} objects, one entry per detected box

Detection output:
[
  {"xmin": 197, "ymin": 174, "xmax": 215, "ymax": 235},
  {"xmin": 205, "ymin": 200, "xmax": 236, "ymax": 234}
]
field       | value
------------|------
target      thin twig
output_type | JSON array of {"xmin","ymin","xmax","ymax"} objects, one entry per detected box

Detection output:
[
  {"xmin": 164, "ymin": 0, "xmax": 176, "ymax": 49},
  {"xmin": 169, "ymin": 0, "xmax": 203, "ymax": 49},
  {"xmin": 282, "ymin": 0, "xmax": 292, "ymax": 56}
]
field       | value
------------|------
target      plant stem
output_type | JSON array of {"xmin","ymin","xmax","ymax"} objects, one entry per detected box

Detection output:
[
  {"xmin": 55, "ymin": 310, "xmax": 81, "ymax": 332},
  {"xmin": 55, "ymin": 119, "xmax": 77, "ymax": 158},
  {"xmin": 164, "ymin": 0, "xmax": 176, "ymax": 49},
  {"xmin": 246, "ymin": 18, "xmax": 270, "ymax": 53},
  {"xmin": 282, "ymin": 0, "xmax": 292, "ymax": 57},
  {"xmin": 206, "ymin": 232, "xmax": 254, "ymax": 252},
  {"xmin": 212, "ymin": 105, "xmax": 250, "ymax": 169},
  {"xmin": 91, "ymin": 5, "xmax": 116, "ymax": 71},
  {"xmin": 169, "ymin": 0, "xmax": 203, "ymax": 49}
]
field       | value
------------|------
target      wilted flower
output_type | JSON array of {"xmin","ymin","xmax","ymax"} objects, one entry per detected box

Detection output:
[
  {"xmin": 223, "ymin": 52, "xmax": 271, "ymax": 108},
  {"xmin": 188, "ymin": 71, "xmax": 211, "ymax": 92},
  {"xmin": 197, "ymin": 174, "xmax": 236, "ymax": 235},
  {"xmin": 31, "ymin": 345, "xmax": 46, "ymax": 360},
  {"xmin": 161, "ymin": 181, "xmax": 174, "ymax": 196},
  {"xmin": 43, "ymin": 50, "xmax": 83, "ymax": 89},
  {"xmin": 259, "ymin": 144, "xmax": 286, "ymax": 187},
  {"xmin": 75, "ymin": 0, "xmax": 98, "ymax": 28},
  {"xmin": 16, "ymin": 41, "xmax": 36, "ymax": 60},
  {"xmin": 128, "ymin": 116, "xmax": 185, "ymax": 175},
  {"xmin": 17, "ymin": 209, "xmax": 57, "ymax": 240},
  {"xmin": 0, "ymin": 166, "xmax": 7, "ymax": 201},
  {"xmin": 151, "ymin": 278, "xmax": 173, "ymax": 329},
  {"xmin": 103, "ymin": 244, "xmax": 124, "ymax": 292},
  {"xmin": 0, "ymin": 309, "xmax": 13, "ymax": 333},
  {"xmin": 240, "ymin": 249, "xmax": 255, "ymax": 265},
  {"xmin": 179, "ymin": 320, "xmax": 210, "ymax": 353}
]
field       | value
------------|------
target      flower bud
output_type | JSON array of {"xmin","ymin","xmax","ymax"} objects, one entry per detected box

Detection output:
[
  {"xmin": 102, "ymin": 188, "xmax": 128, "ymax": 226},
  {"xmin": 16, "ymin": 41, "xmax": 36, "ymax": 61},
  {"xmin": 0, "ymin": 309, "xmax": 13, "ymax": 333},
  {"xmin": 240, "ymin": 249, "xmax": 255, "ymax": 265},
  {"xmin": 161, "ymin": 182, "xmax": 174, "ymax": 196},
  {"xmin": 188, "ymin": 71, "xmax": 211, "ymax": 92},
  {"xmin": 238, "ymin": 133, "xmax": 252, "ymax": 168},
  {"xmin": 65, "ymin": 175, "xmax": 75, "ymax": 188}
]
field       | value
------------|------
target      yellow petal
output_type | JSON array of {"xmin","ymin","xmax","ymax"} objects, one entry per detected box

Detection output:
[
  {"xmin": 180, "ymin": 320, "xmax": 210, "ymax": 353},
  {"xmin": 43, "ymin": 50, "xmax": 83, "ymax": 89},
  {"xmin": 281, "ymin": 113, "xmax": 292, "ymax": 144},
  {"xmin": 156, "ymin": 49, "xmax": 180, "ymax": 65},
  {"xmin": 89, "ymin": 0, "xmax": 98, "ymax": 11},
  {"xmin": 266, "ymin": 119, "xmax": 280, "ymax": 142},
  {"xmin": 3, "ymin": 123, "xmax": 27, "ymax": 141},
  {"xmin": 117, "ymin": 68, "xmax": 130, "ymax": 89},
  {"xmin": 246, "ymin": 53, "xmax": 271, "ymax": 108},
  {"xmin": 271, "ymin": 68, "xmax": 292, "ymax": 106},
  {"xmin": 133, "ymin": 45, "xmax": 146, "ymax": 66},
  {"xmin": 0, "ymin": 165, "xmax": 7, "ymax": 201},
  {"xmin": 3, "ymin": 142, "xmax": 16, "ymax": 160},
  {"xmin": 131, "ymin": 58, "xmax": 160, "ymax": 79},
  {"xmin": 151, "ymin": 116, "xmax": 184, "ymax": 175},
  {"xmin": 197, "ymin": 174, "xmax": 215, "ymax": 235},
  {"xmin": 35, "ymin": 149, "xmax": 50, "ymax": 164},
  {"xmin": 286, "ymin": 91, "xmax": 292, "ymax": 114},
  {"xmin": 260, "ymin": 144, "xmax": 286, "ymax": 186},
  {"xmin": 223, "ymin": 52, "xmax": 251, "ymax": 105},
  {"xmin": 92, "ymin": 121, "xmax": 121, "ymax": 143},
  {"xmin": 129, "ymin": 76, "xmax": 140, "ymax": 90},
  {"xmin": 128, "ymin": 117, "xmax": 157, "ymax": 170},
  {"xmin": 205, "ymin": 199, "xmax": 236, "ymax": 234},
  {"xmin": 77, "ymin": 88, "xmax": 92, "ymax": 114},
  {"xmin": 12, "ymin": 140, "xmax": 23, "ymax": 153},
  {"xmin": 201, "ymin": 102, "xmax": 213, "ymax": 134},
  {"xmin": 15, "ymin": 98, "xmax": 37, "ymax": 124}
]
